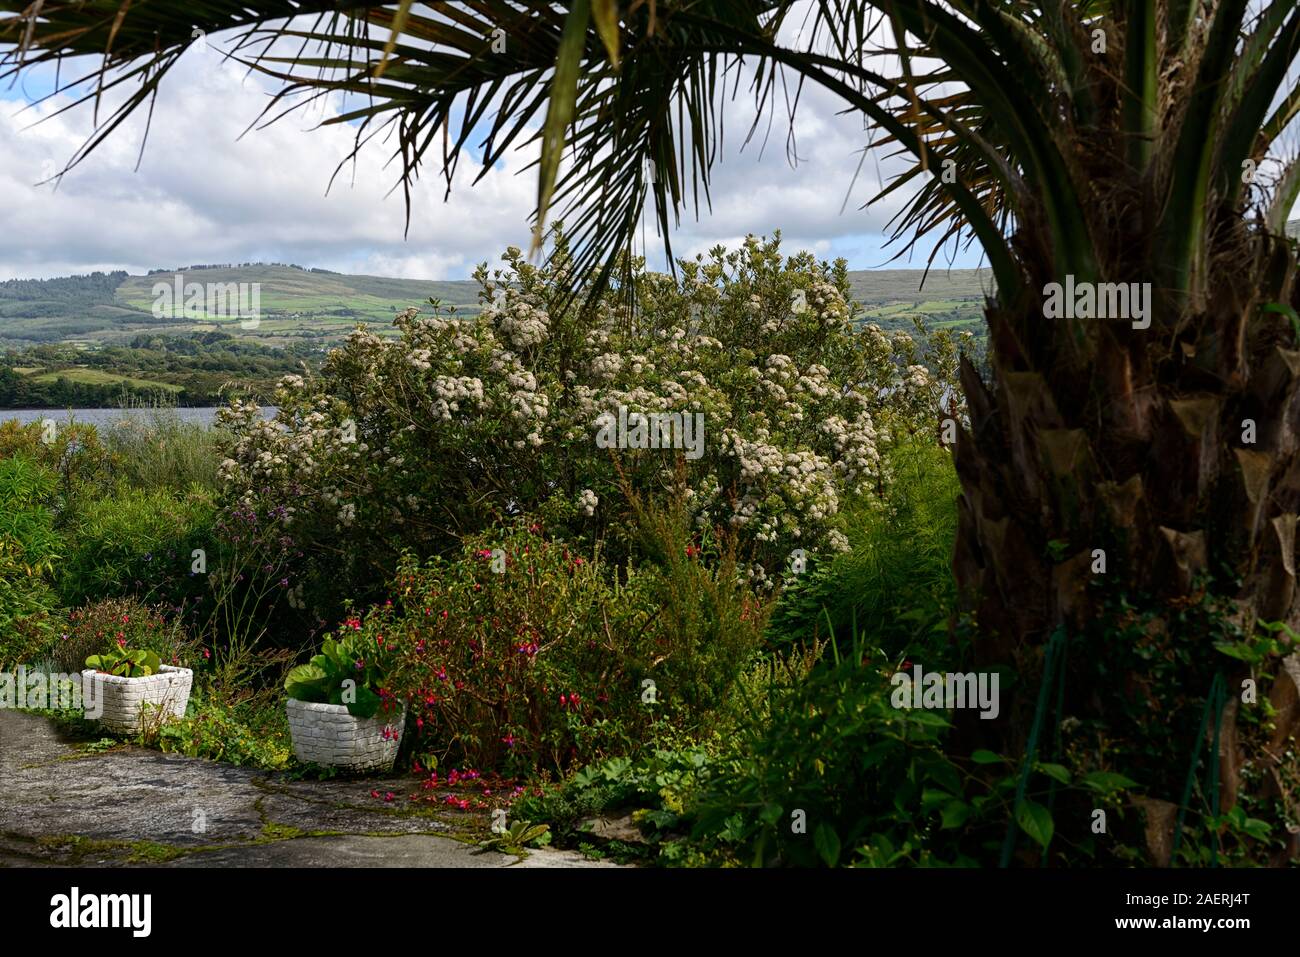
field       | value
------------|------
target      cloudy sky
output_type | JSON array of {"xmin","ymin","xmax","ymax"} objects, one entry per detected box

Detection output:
[
  {"xmin": 0, "ymin": 27, "xmax": 995, "ymax": 282},
  {"xmin": 1, "ymin": 22, "xmax": 1293, "ymax": 283}
]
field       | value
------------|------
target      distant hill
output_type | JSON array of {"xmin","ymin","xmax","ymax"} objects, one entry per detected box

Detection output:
[
  {"xmin": 6, "ymin": 228, "xmax": 1298, "ymax": 349},
  {"xmin": 0, "ymin": 261, "xmax": 995, "ymax": 349},
  {"xmin": 0, "ymin": 264, "xmax": 483, "ymax": 349}
]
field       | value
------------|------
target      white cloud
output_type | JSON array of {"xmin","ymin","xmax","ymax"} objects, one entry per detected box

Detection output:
[{"xmin": 0, "ymin": 43, "xmax": 968, "ymax": 280}]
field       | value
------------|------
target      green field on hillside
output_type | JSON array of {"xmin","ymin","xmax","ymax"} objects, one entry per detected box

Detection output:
[
  {"xmin": 26, "ymin": 367, "xmax": 183, "ymax": 392},
  {"xmin": 0, "ymin": 261, "xmax": 997, "ymax": 350},
  {"xmin": 3, "ymin": 224, "xmax": 1295, "ymax": 352}
]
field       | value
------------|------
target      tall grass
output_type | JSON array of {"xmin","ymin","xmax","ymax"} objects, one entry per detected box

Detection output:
[{"xmin": 101, "ymin": 404, "xmax": 223, "ymax": 493}]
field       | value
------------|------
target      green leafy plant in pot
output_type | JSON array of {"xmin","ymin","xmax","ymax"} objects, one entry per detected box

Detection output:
[
  {"xmin": 86, "ymin": 646, "xmax": 162, "ymax": 678},
  {"xmin": 284, "ymin": 632, "xmax": 389, "ymax": 719}
]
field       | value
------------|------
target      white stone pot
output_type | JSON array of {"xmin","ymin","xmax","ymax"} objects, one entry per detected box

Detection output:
[
  {"xmin": 80, "ymin": 665, "xmax": 193, "ymax": 734},
  {"xmin": 285, "ymin": 698, "xmax": 406, "ymax": 772}
]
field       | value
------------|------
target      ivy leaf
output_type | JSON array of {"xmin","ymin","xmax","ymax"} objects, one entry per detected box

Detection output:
[
  {"xmin": 922, "ymin": 788, "xmax": 953, "ymax": 812},
  {"xmin": 1213, "ymin": 640, "xmax": 1256, "ymax": 662},
  {"xmin": 1016, "ymin": 799, "xmax": 1054, "ymax": 848},
  {"xmin": 1081, "ymin": 771, "xmax": 1138, "ymax": 794},
  {"xmin": 1037, "ymin": 762, "xmax": 1072, "ymax": 785},
  {"xmin": 941, "ymin": 800, "xmax": 970, "ymax": 830},
  {"xmin": 971, "ymin": 749, "xmax": 1005, "ymax": 764},
  {"xmin": 813, "ymin": 823, "xmax": 841, "ymax": 867}
]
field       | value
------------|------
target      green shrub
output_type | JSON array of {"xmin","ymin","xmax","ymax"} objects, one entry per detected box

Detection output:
[
  {"xmin": 686, "ymin": 642, "xmax": 995, "ymax": 867},
  {"xmin": 215, "ymin": 232, "xmax": 970, "ymax": 621},
  {"xmin": 511, "ymin": 746, "xmax": 718, "ymax": 865},
  {"xmin": 768, "ymin": 438, "xmax": 960, "ymax": 659},
  {"xmin": 58, "ymin": 487, "xmax": 216, "ymax": 608},
  {"xmin": 0, "ymin": 455, "xmax": 60, "ymax": 668},
  {"xmin": 0, "ymin": 419, "xmax": 110, "ymax": 520},
  {"xmin": 156, "ymin": 690, "xmax": 292, "ymax": 769},
  {"xmin": 376, "ymin": 514, "xmax": 772, "ymax": 776},
  {"xmin": 0, "ymin": 560, "xmax": 57, "ymax": 670},
  {"xmin": 56, "ymin": 597, "xmax": 200, "ymax": 673}
]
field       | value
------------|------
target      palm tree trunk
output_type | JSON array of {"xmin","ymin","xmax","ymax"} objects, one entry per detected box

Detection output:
[{"xmin": 950, "ymin": 225, "xmax": 1300, "ymax": 859}]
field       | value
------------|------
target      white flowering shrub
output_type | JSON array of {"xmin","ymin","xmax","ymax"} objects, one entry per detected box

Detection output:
[{"xmin": 215, "ymin": 231, "xmax": 966, "ymax": 608}]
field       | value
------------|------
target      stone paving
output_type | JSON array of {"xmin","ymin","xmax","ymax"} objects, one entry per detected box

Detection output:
[{"xmin": 0, "ymin": 708, "xmax": 616, "ymax": 868}]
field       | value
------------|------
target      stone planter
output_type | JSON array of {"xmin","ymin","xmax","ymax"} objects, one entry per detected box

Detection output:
[
  {"xmin": 285, "ymin": 698, "xmax": 406, "ymax": 772},
  {"xmin": 80, "ymin": 665, "xmax": 193, "ymax": 734}
]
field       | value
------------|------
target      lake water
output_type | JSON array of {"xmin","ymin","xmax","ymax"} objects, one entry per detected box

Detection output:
[{"xmin": 0, "ymin": 407, "xmax": 275, "ymax": 428}]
